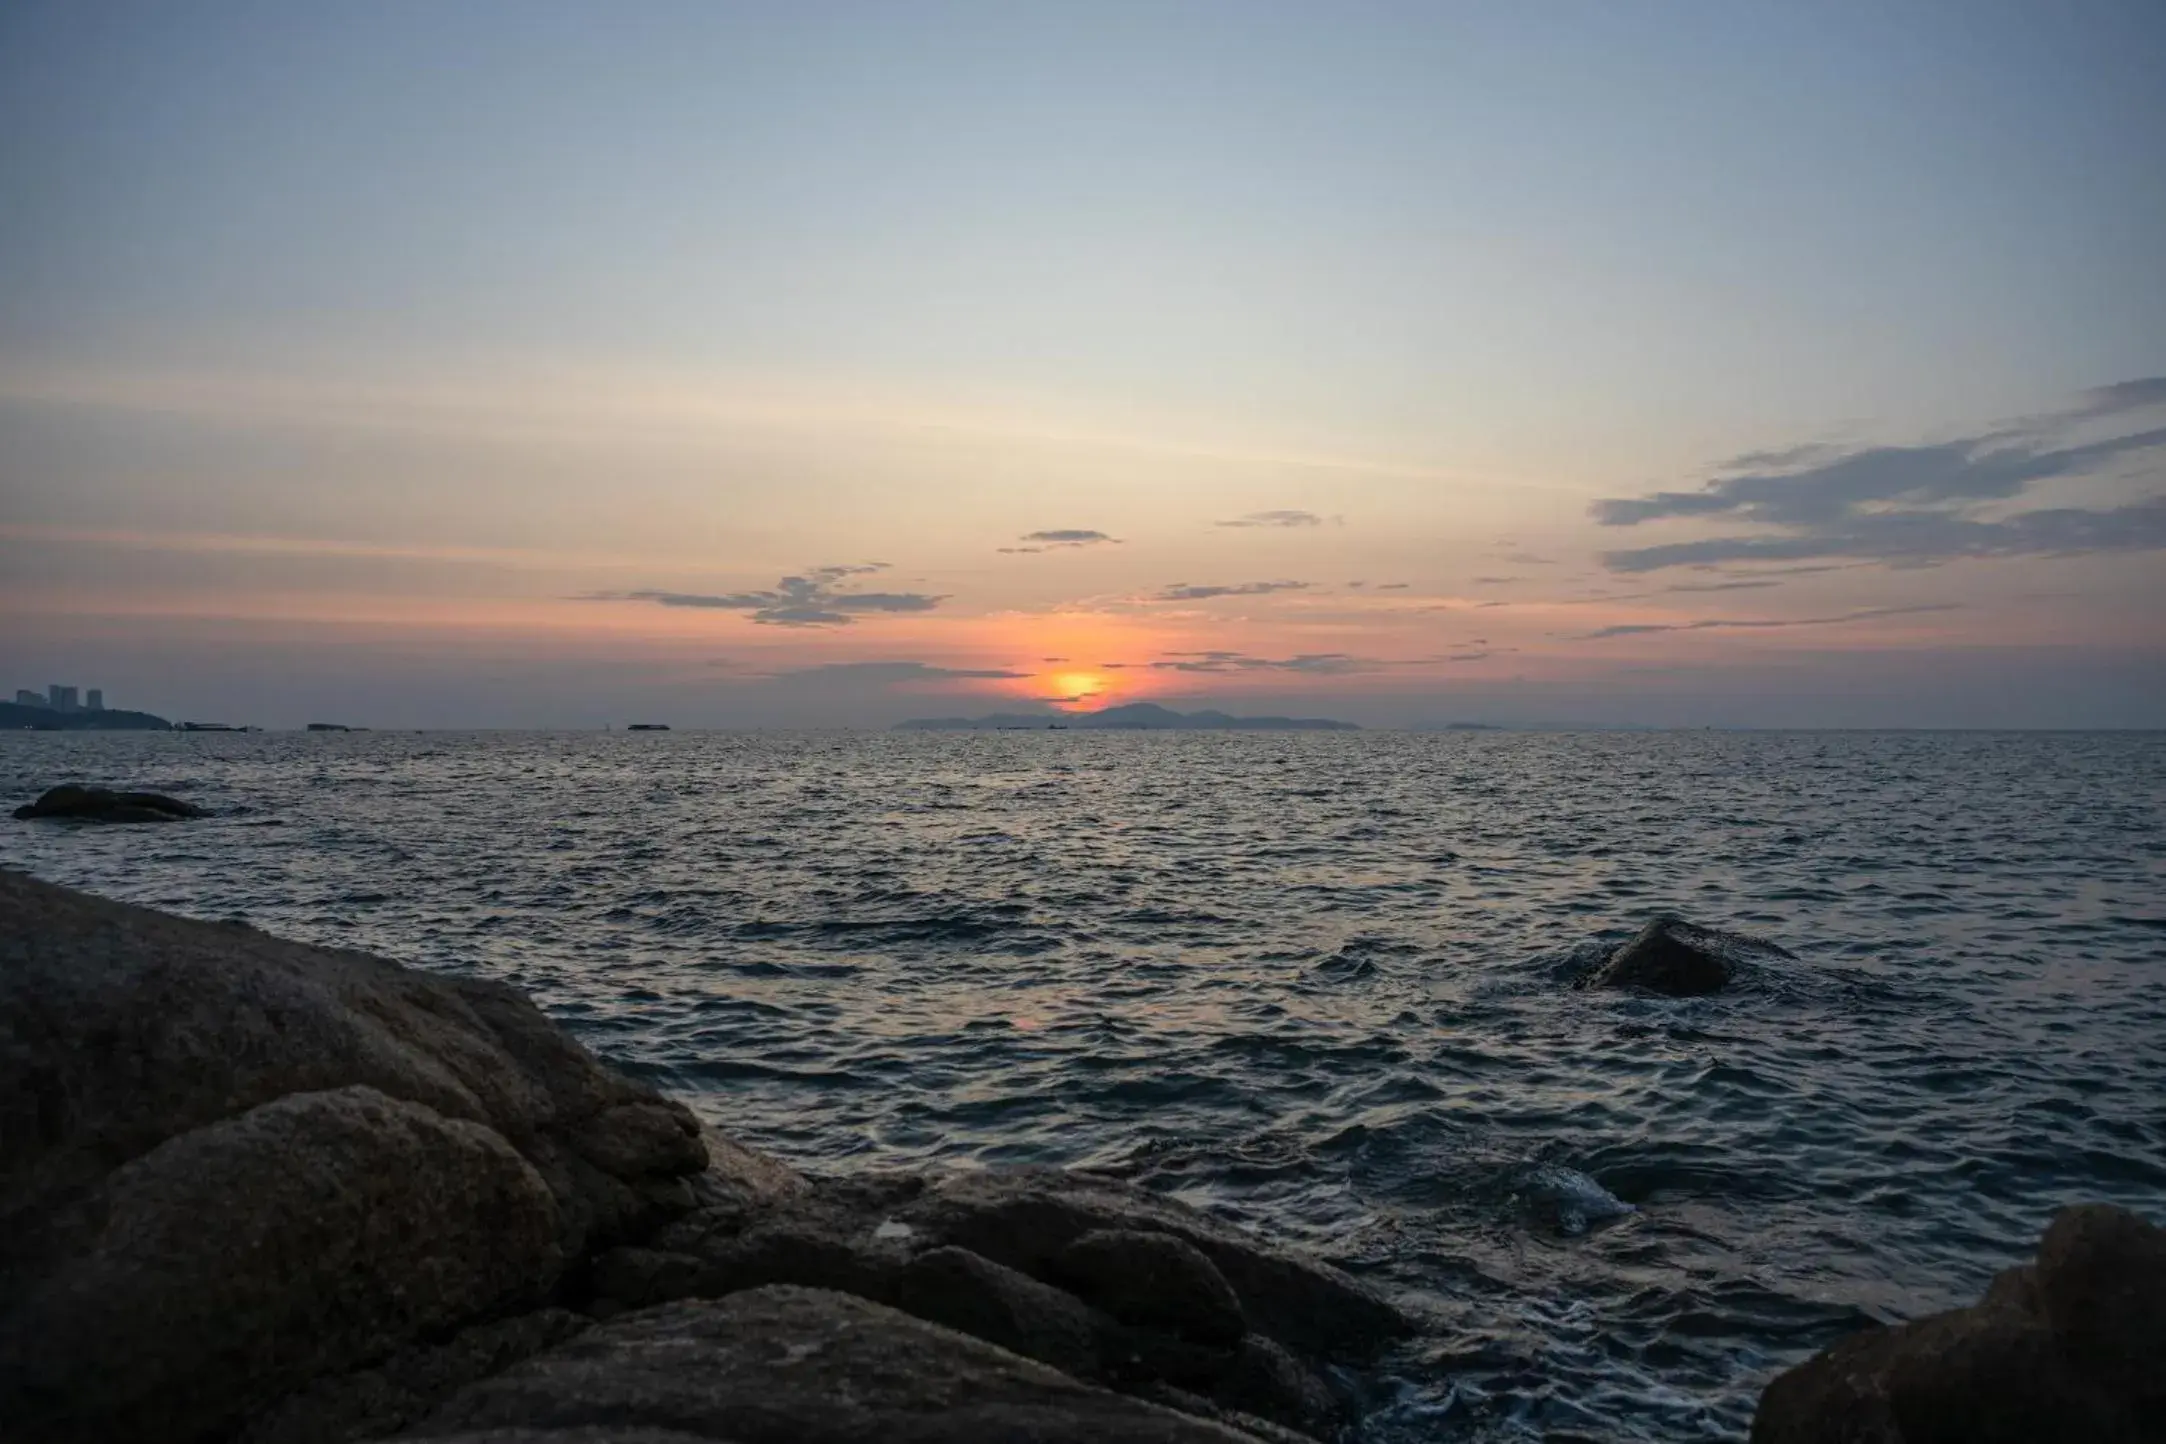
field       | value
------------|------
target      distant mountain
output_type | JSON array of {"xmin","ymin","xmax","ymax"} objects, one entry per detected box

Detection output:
[
  {"xmin": 895, "ymin": 702, "xmax": 1358, "ymax": 732},
  {"xmin": 1, "ymin": 702, "xmax": 172, "ymax": 731}
]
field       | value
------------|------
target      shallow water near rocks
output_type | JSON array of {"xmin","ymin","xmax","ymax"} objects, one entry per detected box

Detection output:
[{"xmin": 5, "ymin": 728, "xmax": 2162, "ymax": 1441}]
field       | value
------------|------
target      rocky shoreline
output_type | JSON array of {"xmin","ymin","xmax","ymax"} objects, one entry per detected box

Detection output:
[{"xmin": 2, "ymin": 868, "xmax": 2159, "ymax": 1443}]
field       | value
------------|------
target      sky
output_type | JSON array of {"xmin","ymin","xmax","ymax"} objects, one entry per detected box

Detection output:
[{"xmin": 3, "ymin": 0, "xmax": 2162, "ymax": 728}]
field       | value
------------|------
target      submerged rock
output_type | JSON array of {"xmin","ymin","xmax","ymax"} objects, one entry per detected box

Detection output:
[
  {"xmin": 1581, "ymin": 915, "xmax": 1792, "ymax": 995},
  {"xmin": 12, "ymin": 784, "xmax": 206, "ymax": 822},
  {"xmin": 1752, "ymin": 1203, "xmax": 2166, "ymax": 1443}
]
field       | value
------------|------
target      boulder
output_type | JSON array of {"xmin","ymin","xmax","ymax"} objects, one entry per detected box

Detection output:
[
  {"xmin": 892, "ymin": 1167, "xmax": 1412, "ymax": 1360},
  {"xmin": 1582, "ymin": 916, "xmax": 1791, "ymax": 995},
  {"xmin": 0, "ymin": 870, "xmax": 740, "ymax": 1444},
  {"xmin": 0, "ymin": 869, "xmax": 716, "ymax": 1273},
  {"xmin": 12, "ymin": 784, "xmax": 206, "ymax": 822},
  {"xmin": 1054, "ymin": 1228, "xmax": 1248, "ymax": 1346},
  {"xmin": 1751, "ymin": 1203, "xmax": 2166, "ymax": 1443},
  {"xmin": 0, "ymin": 1086, "xmax": 562, "ymax": 1444},
  {"xmin": 402, "ymin": 1287, "xmax": 1273, "ymax": 1443}
]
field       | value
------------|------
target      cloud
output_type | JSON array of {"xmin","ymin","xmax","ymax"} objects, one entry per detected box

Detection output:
[
  {"xmin": 1574, "ymin": 604, "xmax": 1956, "ymax": 640},
  {"xmin": 1147, "ymin": 650, "xmax": 1380, "ymax": 674},
  {"xmin": 1591, "ymin": 380, "xmax": 2166, "ymax": 572},
  {"xmin": 1217, "ymin": 510, "xmax": 1325, "ymax": 528},
  {"xmin": 999, "ymin": 528, "xmax": 1120, "ymax": 553},
  {"xmin": 1498, "ymin": 551, "xmax": 1556, "ymax": 565},
  {"xmin": 596, "ymin": 563, "xmax": 943, "ymax": 626},
  {"xmin": 770, "ymin": 660, "xmax": 1028, "ymax": 681},
  {"xmin": 1375, "ymin": 582, "xmax": 1410, "ymax": 590},
  {"xmin": 1151, "ymin": 579, "xmax": 1311, "ymax": 601},
  {"xmin": 1665, "ymin": 579, "xmax": 1781, "ymax": 592},
  {"xmin": 1602, "ymin": 496, "xmax": 2166, "ymax": 573},
  {"xmin": 2071, "ymin": 376, "xmax": 2166, "ymax": 418},
  {"xmin": 1471, "ymin": 575, "xmax": 1519, "ymax": 585}
]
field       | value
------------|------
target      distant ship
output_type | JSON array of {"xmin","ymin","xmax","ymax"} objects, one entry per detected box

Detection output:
[{"xmin": 625, "ymin": 723, "xmax": 671, "ymax": 731}]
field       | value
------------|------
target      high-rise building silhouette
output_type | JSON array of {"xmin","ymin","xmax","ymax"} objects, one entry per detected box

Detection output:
[
  {"xmin": 48, "ymin": 685, "xmax": 79, "ymax": 712},
  {"xmin": 86, "ymin": 689, "xmax": 104, "ymax": 711}
]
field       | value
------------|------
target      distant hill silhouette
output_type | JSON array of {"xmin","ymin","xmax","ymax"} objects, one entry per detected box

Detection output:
[
  {"xmin": 1, "ymin": 702, "xmax": 172, "ymax": 731},
  {"xmin": 894, "ymin": 702, "xmax": 1358, "ymax": 732}
]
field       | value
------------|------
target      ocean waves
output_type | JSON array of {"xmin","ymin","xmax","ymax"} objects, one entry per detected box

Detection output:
[{"xmin": 3, "ymin": 726, "xmax": 2161, "ymax": 1440}]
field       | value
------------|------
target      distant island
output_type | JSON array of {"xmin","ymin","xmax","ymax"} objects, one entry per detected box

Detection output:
[
  {"xmin": 1, "ymin": 701, "xmax": 173, "ymax": 732},
  {"xmin": 895, "ymin": 702, "xmax": 1359, "ymax": 732}
]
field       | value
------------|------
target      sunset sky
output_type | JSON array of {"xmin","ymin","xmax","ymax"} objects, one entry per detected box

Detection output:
[{"xmin": 4, "ymin": 1, "xmax": 2162, "ymax": 728}]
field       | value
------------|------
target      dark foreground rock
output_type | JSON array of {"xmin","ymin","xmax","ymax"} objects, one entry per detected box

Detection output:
[
  {"xmin": 1581, "ymin": 915, "xmax": 1793, "ymax": 995},
  {"xmin": 1752, "ymin": 1203, "xmax": 2166, "ymax": 1443},
  {"xmin": 0, "ymin": 870, "xmax": 1406, "ymax": 1444},
  {"xmin": 407, "ymin": 1287, "xmax": 1264, "ymax": 1443},
  {"xmin": 13, "ymin": 783, "xmax": 206, "ymax": 822}
]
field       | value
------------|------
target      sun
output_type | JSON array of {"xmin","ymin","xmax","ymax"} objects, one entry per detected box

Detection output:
[{"xmin": 1050, "ymin": 671, "xmax": 1107, "ymax": 703}]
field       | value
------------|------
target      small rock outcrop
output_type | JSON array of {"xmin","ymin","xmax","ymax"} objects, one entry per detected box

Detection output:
[
  {"xmin": 1752, "ymin": 1203, "xmax": 2166, "ymax": 1443},
  {"xmin": 1581, "ymin": 915, "xmax": 1792, "ymax": 995},
  {"xmin": 12, "ymin": 784, "xmax": 206, "ymax": 822}
]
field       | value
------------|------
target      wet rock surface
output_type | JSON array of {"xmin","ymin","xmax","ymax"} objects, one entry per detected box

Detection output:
[{"xmin": 1751, "ymin": 1203, "xmax": 2166, "ymax": 1443}]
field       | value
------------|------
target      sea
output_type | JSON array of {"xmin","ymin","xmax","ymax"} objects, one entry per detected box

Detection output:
[{"xmin": 5, "ymin": 727, "xmax": 2162, "ymax": 1441}]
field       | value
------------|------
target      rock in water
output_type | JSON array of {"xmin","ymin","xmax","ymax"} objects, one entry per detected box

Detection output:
[
  {"xmin": 12, "ymin": 784, "xmax": 207, "ymax": 822},
  {"xmin": 1582, "ymin": 915, "xmax": 1792, "ymax": 995},
  {"xmin": 1751, "ymin": 1203, "xmax": 2166, "ymax": 1443}
]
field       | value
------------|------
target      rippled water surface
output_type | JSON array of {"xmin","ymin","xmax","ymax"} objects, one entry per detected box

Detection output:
[{"xmin": 5, "ymin": 729, "xmax": 2163, "ymax": 1440}]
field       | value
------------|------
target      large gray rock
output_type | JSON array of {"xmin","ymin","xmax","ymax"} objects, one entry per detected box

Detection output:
[
  {"xmin": 0, "ymin": 870, "xmax": 770, "ymax": 1444},
  {"xmin": 401, "ymin": 1286, "xmax": 1270, "ymax": 1443},
  {"xmin": 13, "ymin": 784, "xmax": 206, "ymax": 822},
  {"xmin": 1, "ymin": 1086, "xmax": 562, "ymax": 1444},
  {"xmin": 1752, "ymin": 1203, "xmax": 2166, "ymax": 1443},
  {"xmin": 892, "ymin": 1167, "xmax": 1412, "ymax": 1360},
  {"xmin": 1582, "ymin": 916, "xmax": 1791, "ymax": 995},
  {"xmin": 0, "ymin": 868, "xmax": 717, "ymax": 1273}
]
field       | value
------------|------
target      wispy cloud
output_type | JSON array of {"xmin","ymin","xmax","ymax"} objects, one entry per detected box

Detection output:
[
  {"xmin": 769, "ymin": 660, "xmax": 1028, "ymax": 681},
  {"xmin": 1573, "ymin": 604, "xmax": 1956, "ymax": 640},
  {"xmin": 999, "ymin": 528, "xmax": 1121, "ymax": 553},
  {"xmin": 592, "ymin": 563, "xmax": 942, "ymax": 627},
  {"xmin": 1152, "ymin": 579, "xmax": 1312, "ymax": 601},
  {"xmin": 1217, "ymin": 509, "xmax": 1326, "ymax": 528},
  {"xmin": 1592, "ymin": 379, "xmax": 2166, "ymax": 572},
  {"xmin": 1147, "ymin": 650, "xmax": 1380, "ymax": 674}
]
